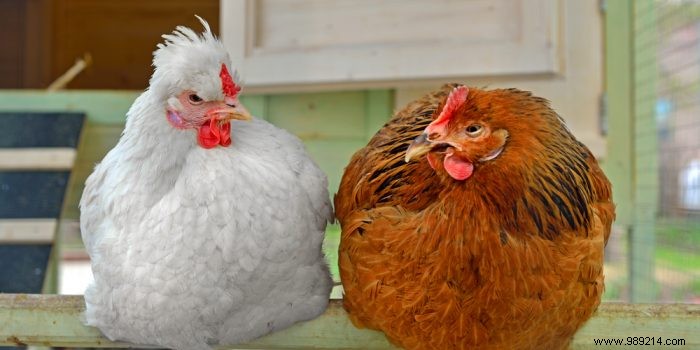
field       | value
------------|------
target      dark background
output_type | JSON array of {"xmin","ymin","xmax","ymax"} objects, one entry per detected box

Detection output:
[{"xmin": 0, "ymin": 0, "xmax": 219, "ymax": 89}]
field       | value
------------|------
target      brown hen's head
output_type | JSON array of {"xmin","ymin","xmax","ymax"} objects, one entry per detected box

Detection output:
[
  {"xmin": 404, "ymin": 84, "xmax": 609, "ymax": 239},
  {"xmin": 406, "ymin": 85, "xmax": 574, "ymax": 182}
]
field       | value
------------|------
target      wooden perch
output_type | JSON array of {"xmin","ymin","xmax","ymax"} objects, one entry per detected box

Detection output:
[
  {"xmin": 0, "ymin": 294, "xmax": 698, "ymax": 349},
  {"xmin": 47, "ymin": 53, "xmax": 93, "ymax": 91}
]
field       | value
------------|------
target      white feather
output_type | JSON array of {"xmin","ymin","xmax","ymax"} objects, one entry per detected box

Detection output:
[{"xmin": 80, "ymin": 18, "xmax": 333, "ymax": 350}]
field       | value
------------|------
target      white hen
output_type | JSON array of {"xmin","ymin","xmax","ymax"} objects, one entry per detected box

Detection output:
[{"xmin": 79, "ymin": 18, "xmax": 333, "ymax": 350}]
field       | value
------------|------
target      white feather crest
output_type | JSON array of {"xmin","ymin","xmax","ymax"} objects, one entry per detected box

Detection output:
[{"xmin": 150, "ymin": 16, "xmax": 240, "ymax": 102}]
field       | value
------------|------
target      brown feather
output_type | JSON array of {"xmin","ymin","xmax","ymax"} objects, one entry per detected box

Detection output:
[{"xmin": 336, "ymin": 85, "xmax": 615, "ymax": 349}]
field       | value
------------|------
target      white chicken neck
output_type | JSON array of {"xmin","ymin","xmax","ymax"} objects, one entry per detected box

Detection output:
[
  {"xmin": 121, "ymin": 90, "xmax": 197, "ymax": 158},
  {"xmin": 105, "ymin": 90, "xmax": 198, "ymax": 208}
]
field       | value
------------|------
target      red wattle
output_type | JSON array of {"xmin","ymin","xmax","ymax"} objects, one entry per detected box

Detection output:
[
  {"xmin": 443, "ymin": 153, "xmax": 474, "ymax": 181},
  {"xmin": 219, "ymin": 122, "xmax": 231, "ymax": 147},
  {"xmin": 427, "ymin": 153, "xmax": 439, "ymax": 170},
  {"xmin": 197, "ymin": 118, "xmax": 232, "ymax": 149}
]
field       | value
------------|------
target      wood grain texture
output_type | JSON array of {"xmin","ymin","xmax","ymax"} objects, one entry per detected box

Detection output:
[
  {"xmin": 50, "ymin": 0, "xmax": 219, "ymax": 89},
  {"xmin": 0, "ymin": 0, "xmax": 26, "ymax": 88},
  {"xmin": 0, "ymin": 149, "xmax": 76, "ymax": 171},
  {"xmin": 0, "ymin": 294, "xmax": 698, "ymax": 349},
  {"xmin": 223, "ymin": 0, "xmax": 561, "ymax": 88},
  {"xmin": 0, "ymin": 219, "xmax": 57, "ymax": 244}
]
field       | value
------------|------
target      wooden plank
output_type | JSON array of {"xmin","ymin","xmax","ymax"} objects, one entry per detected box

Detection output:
[
  {"xmin": 603, "ymin": 0, "xmax": 634, "ymax": 228},
  {"xmin": 41, "ymin": 243, "xmax": 59, "ymax": 294},
  {"xmin": 222, "ymin": 0, "xmax": 561, "ymax": 89},
  {"xmin": 50, "ymin": 0, "xmax": 219, "ymax": 89},
  {"xmin": 0, "ymin": 219, "xmax": 56, "ymax": 244},
  {"xmin": 0, "ymin": 90, "xmax": 138, "ymax": 124},
  {"xmin": 266, "ymin": 91, "xmax": 368, "ymax": 139},
  {"xmin": 0, "ymin": 0, "xmax": 25, "ymax": 88},
  {"xmin": 240, "ymin": 95, "xmax": 268, "ymax": 120},
  {"xmin": 0, "ymin": 148, "xmax": 76, "ymax": 170},
  {"xmin": 0, "ymin": 295, "xmax": 391, "ymax": 349},
  {"xmin": 61, "ymin": 122, "xmax": 124, "ymax": 220},
  {"xmin": 575, "ymin": 303, "xmax": 699, "ymax": 348},
  {"xmin": 0, "ymin": 295, "xmax": 698, "ymax": 349},
  {"xmin": 304, "ymin": 139, "xmax": 368, "ymax": 200},
  {"xmin": 364, "ymin": 90, "xmax": 393, "ymax": 141}
]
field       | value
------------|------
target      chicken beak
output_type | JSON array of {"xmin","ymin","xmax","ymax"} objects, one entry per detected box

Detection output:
[
  {"xmin": 405, "ymin": 132, "xmax": 433, "ymax": 163},
  {"xmin": 208, "ymin": 105, "xmax": 252, "ymax": 122}
]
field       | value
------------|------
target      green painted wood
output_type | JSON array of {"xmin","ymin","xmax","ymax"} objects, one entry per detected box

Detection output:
[
  {"xmin": 0, "ymin": 91, "xmax": 308, "ymax": 126},
  {"xmin": 1, "ymin": 294, "xmax": 698, "ymax": 349},
  {"xmin": 40, "ymin": 246, "xmax": 59, "ymax": 294},
  {"xmin": 240, "ymin": 95, "xmax": 267, "ymax": 120},
  {"xmin": 365, "ymin": 90, "xmax": 394, "ymax": 140},
  {"xmin": 61, "ymin": 123, "xmax": 123, "ymax": 219},
  {"xmin": 630, "ymin": 0, "xmax": 659, "ymax": 303},
  {"xmin": 0, "ymin": 90, "xmax": 139, "ymax": 125},
  {"xmin": 266, "ymin": 91, "xmax": 369, "ymax": 139},
  {"xmin": 260, "ymin": 90, "xmax": 393, "ymax": 197},
  {"xmin": 604, "ymin": 0, "xmax": 634, "ymax": 229},
  {"xmin": 305, "ymin": 139, "xmax": 368, "ymax": 201}
]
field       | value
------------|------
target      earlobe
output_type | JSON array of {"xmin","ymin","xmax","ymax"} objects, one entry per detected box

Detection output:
[
  {"xmin": 166, "ymin": 109, "xmax": 187, "ymax": 129},
  {"xmin": 493, "ymin": 129, "xmax": 509, "ymax": 147},
  {"xmin": 479, "ymin": 129, "xmax": 509, "ymax": 162}
]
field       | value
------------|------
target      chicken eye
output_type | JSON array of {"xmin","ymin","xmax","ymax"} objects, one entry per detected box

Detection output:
[
  {"xmin": 465, "ymin": 124, "xmax": 484, "ymax": 137},
  {"xmin": 188, "ymin": 94, "xmax": 204, "ymax": 105}
]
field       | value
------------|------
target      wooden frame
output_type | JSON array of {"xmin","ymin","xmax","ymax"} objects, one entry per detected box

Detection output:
[
  {"xmin": 221, "ymin": 0, "xmax": 562, "ymax": 91},
  {"xmin": 1, "ymin": 294, "xmax": 698, "ymax": 349}
]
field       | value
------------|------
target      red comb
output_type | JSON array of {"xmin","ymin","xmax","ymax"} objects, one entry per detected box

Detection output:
[
  {"xmin": 426, "ymin": 85, "xmax": 469, "ymax": 136},
  {"xmin": 219, "ymin": 63, "xmax": 241, "ymax": 98}
]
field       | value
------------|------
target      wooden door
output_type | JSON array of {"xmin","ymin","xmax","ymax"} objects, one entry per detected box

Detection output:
[{"xmin": 0, "ymin": 0, "xmax": 219, "ymax": 89}]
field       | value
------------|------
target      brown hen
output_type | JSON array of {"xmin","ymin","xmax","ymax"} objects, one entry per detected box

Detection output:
[{"xmin": 335, "ymin": 84, "xmax": 615, "ymax": 350}]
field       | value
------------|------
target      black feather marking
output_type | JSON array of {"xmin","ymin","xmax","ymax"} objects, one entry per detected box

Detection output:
[
  {"xmin": 418, "ymin": 109, "xmax": 436, "ymax": 117},
  {"xmin": 531, "ymin": 186, "xmax": 553, "ymax": 213},
  {"xmin": 553, "ymin": 176, "xmax": 583, "ymax": 224},
  {"xmin": 540, "ymin": 165, "xmax": 593, "ymax": 230},
  {"xmin": 548, "ymin": 190, "xmax": 576, "ymax": 230},
  {"xmin": 387, "ymin": 143, "xmax": 410, "ymax": 155},
  {"xmin": 544, "ymin": 222, "xmax": 558, "ymax": 240},
  {"xmin": 376, "ymin": 172, "xmax": 403, "ymax": 195},
  {"xmin": 480, "ymin": 191, "xmax": 497, "ymax": 210},
  {"xmin": 499, "ymin": 229, "xmax": 509, "ymax": 245},
  {"xmin": 369, "ymin": 169, "xmax": 383, "ymax": 182},
  {"xmin": 524, "ymin": 199, "xmax": 543, "ymax": 233}
]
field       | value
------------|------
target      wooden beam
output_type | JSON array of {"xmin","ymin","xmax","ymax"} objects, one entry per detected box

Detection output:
[
  {"xmin": 0, "ymin": 294, "xmax": 698, "ymax": 349},
  {"xmin": 0, "ymin": 219, "xmax": 56, "ymax": 244},
  {"xmin": 604, "ymin": 0, "xmax": 634, "ymax": 228},
  {"xmin": 0, "ymin": 90, "xmax": 139, "ymax": 124},
  {"xmin": 0, "ymin": 148, "xmax": 76, "ymax": 171},
  {"xmin": 364, "ymin": 90, "xmax": 394, "ymax": 141}
]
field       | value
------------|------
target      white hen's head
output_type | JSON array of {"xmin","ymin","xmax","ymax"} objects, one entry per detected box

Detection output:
[{"xmin": 148, "ymin": 16, "xmax": 250, "ymax": 149}]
